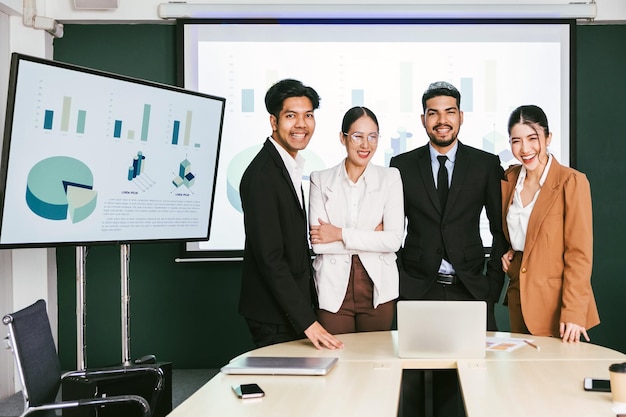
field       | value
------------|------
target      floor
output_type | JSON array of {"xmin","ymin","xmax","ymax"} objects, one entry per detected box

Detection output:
[{"xmin": 0, "ymin": 369, "xmax": 218, "ymax": 417}]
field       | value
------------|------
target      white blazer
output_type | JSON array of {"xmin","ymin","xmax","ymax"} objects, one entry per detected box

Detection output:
[{"xmin": 309, "ymin": 162, "xmax": 404, "ymax": 313}]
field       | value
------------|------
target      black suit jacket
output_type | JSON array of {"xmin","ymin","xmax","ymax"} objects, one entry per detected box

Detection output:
[
  {"xmin": 390, "ymin": 141, "xmax": 507, "ymax": 303},
  {"xmin": 238, "ymin": 139, "xmax": 317, "ymax": 333}
]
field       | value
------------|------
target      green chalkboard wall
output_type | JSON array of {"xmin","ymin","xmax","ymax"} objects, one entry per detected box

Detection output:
[
  {"xmin": 574, "ymin": 24, "xmax": 626, "ymax": 354},
  {"xmin": 53, "ymin": 23, "xmax": 626, "ymax": 370}
]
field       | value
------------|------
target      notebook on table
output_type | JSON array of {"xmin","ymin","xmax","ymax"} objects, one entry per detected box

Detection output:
[
  {"xmin": 220, "ymin": 356, "xmax": 339, "ymax": 376},
  {"xmin": 396, "ymin": 300, "xmax": 486, "ymax": 359}
]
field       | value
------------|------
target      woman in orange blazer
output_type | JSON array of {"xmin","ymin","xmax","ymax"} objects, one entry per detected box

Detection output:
[{"xmin": 501, "ymin": 105, "xmax": 599, "ymax": 342}]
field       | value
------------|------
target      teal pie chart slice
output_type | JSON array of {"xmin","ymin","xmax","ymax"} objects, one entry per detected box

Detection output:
[{"xmin": 26, "ymin": 156, "xmax": 97, "ymax": 223}]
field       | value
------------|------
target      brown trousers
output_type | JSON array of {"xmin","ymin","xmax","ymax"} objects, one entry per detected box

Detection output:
[
  {"xmin": 316, "ymin": 255, "xmax": 395, "ymax": 334},
  {"xmin": 506, "ymin": 251, "xmax": 531, "ymax": 334}
]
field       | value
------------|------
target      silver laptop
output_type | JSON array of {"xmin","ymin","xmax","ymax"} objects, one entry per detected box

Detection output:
[
  {"xmin": 220, "ymin": 356, "xmax": 339, "ymax": 376},
  {"xmin": 396, "ymin": 300, "xmax": 486, "ymax": 359}
]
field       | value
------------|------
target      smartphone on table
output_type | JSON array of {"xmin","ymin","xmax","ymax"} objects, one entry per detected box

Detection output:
[
  {"xmin": 583, "ymin": 377, "xmax": 611, "ymax": 392},
  {"xmin": 232, "ymin": 383, "xmax": 265, "ymax": 399}
]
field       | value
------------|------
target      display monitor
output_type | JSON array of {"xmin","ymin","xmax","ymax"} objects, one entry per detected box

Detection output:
[
  {"xmin": 178, "ymin": 18, "xmax": 574, "ymax": 260},
  {"xmin": 0, "ymin": 53, "xmax": 225, "ymax": 248}
]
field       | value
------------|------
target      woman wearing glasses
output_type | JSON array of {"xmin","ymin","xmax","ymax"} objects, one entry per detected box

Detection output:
[{"xmin": 308, "ymin": 106, "xmax": 404, "ymax": 334}]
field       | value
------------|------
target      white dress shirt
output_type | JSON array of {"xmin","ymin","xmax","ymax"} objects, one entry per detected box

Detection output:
[
  {"xmin": 429, "ymin": 142, "xmax": 458, "ymax": 274},
  {"xmin": 507, "ymin": 153, "xmax": 553, "ymax": 251},
  {"xmin": 309, "ymin": 161, "xmax": 404, "ymax": 312},
  {"xmin": 269, "ymin": 136, "xmax": 305, "ymax": 207}
]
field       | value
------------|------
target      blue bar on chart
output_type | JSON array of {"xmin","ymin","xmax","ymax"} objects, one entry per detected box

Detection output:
[
  {"xmin": 114, "ymin": 120, "xmax": 123, "ymax": 138},
  {"xmin": 242, "ymin": 89, "xmax": 254, "ymax": 113},
  {"xmin": 128, "ymin": 151, "xmax": 146, "ymax": 180},
  {"xmin": 141, "ymin": 104, "xmax": 151, "ymax": 141},
  {"xmin": 44, "ymin": 110, "xmax": 54, "ymax": 130},
  {"xmin": 400, "ymin": 62, "xmax": 414, "ymax": 113},
  {"xmin": 172, "ymin": 120, "xmax": 181, "ymax": 145},
  {"xmin": 76, "ymin": 110, "xmax": 87, "ymax": 134},
  {"xmin": 460, "ymin": 77, "xmax": 474, "ymax": 113},
  {"xmin": 352, "ymin": 89, "xmax": 365, "ymax": 106}
]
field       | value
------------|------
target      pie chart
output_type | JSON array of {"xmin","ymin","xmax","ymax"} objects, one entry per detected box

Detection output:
[{"xmin": 26, "ymin": 156, "xmax": 97, "ymax": 223}]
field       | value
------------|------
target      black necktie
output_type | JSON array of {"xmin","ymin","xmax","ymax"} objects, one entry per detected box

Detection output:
[{"xmin": 437, "ymin": 155, "xmax": 449, "ymax": 209}]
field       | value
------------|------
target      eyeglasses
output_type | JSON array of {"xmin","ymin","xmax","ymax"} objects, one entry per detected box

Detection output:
[{"xmin": 343, "ymin": 131, "xmax": 380, "ymax": 145}]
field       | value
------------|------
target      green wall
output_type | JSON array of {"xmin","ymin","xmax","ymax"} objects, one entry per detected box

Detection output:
[
  {"xmin": 52, "ymin": 23, "xmax": 626, "ymax": 370},
  {"xmin": 574, "ymin": 24, "xmax": 626, "ymax": 354}
]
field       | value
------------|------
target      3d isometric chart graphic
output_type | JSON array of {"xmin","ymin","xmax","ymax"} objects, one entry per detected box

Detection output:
[{"xmin": 26, "ymin": 156, "xmax": 97, "ymax": 223}]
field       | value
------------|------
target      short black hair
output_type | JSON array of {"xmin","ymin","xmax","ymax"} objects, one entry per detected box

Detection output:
[
  {"xmin": 421, "ymin": 81, "xmax": 461, "ymax": 112},
  {"xmin": 264, "ymin": 79, "xmax": 321, "ymax": 119}
]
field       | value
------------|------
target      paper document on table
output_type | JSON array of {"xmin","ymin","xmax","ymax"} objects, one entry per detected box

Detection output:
[{"xmin": 486, "ymin": 337, "xmax": 530, "ymax": 352}]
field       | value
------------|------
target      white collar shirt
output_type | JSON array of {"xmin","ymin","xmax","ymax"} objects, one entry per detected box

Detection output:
[
  {"xmin": 269, "ymin": 137, "xmax": 306, "ymax": 208},
  {"xmin": 507, "ymin": 153, "xmax": 553, "ymax": 251}
]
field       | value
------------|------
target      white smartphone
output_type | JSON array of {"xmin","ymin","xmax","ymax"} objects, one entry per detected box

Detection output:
[
  {"xmin": 232, "ymin": 383, "xmax": 265, "ymax": 399},
  {"xmin": 583, "ymin": 377, "xmax": 611, "ymax": 392}
]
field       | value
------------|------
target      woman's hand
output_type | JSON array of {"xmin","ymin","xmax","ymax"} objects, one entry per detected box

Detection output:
[
  {"xmin": 560, "ymin": 322, "xmax": 590, "ymax": 343},
  {"xmin": 501, "ymin": 249, "xmax": 515, "ymax": 273},
  {"xmin": 310, "ymin": 218, "xmax": 342, "ymax": 244}
]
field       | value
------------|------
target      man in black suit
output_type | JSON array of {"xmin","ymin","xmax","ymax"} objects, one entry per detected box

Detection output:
[
  {"xmin": 238, "ymin": 79, "xmax": 343, "ymax": 350},
  {"xmin": 390, "ymin": 81, "xmax": 507, "ymax": 417},
  {"xmin": 390, "ymin": 81, "xmax": 507, "ymax": 329}
]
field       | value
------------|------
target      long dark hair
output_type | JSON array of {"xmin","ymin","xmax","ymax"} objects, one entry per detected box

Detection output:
[
  {"xmin": 341, "ymin": 106, "xmax": 379, "ymax": 133},
  {"xmin": 507, "ymin": 105, "xmax": 550, "ymax": 137}
]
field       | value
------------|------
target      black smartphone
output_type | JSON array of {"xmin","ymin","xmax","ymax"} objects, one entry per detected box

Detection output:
[
  {"xmin": 232, "ymin": 383, "xmax": 265, "ymax": 399},
  {"xmin": 583, "ymin": 377, "xmax": 611, "ymax": 392}
]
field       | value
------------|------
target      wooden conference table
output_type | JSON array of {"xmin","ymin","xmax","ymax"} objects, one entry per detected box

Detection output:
[{"xmin": 167, "ymin": 331, "xmax": 626, "ymax": 416}]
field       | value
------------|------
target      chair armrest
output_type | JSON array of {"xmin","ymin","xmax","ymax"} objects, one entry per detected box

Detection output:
[
  {"xmin": 23, "ymin": 394, "xmax": 150, "ymax": 417},
  {"xmin": 62, "ymin": 365, "xmax": 164, "ymax": 413},
  {"xmin": 63, "ymin": 364, "xmax": 164, "ymax": 391}
]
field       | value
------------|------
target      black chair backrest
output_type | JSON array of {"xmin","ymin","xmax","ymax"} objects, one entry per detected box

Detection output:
[{"xmin": 5, "ymin": 299, "xmax": 63, "ymax": 406}]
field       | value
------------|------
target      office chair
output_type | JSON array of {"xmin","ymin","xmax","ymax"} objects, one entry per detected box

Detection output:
[{"xmin": 3, "ymin": 299, "xmax": 164, "ymax": 417}]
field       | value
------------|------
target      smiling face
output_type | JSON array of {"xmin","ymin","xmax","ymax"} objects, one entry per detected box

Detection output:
[
  {"xmin": 341, "ymin": 115, "xmax": 379, "ymax": 174},
  {"xmin": 509, "ymin": 122, "xmax": 552, "ymax": 172},
  {"xmin": 270, "ymin": 96, "xmax": 316, "ymax": 158},
  {"xmin": 421, "ymin": 95, "xmax": 463, "ymax": 153}
]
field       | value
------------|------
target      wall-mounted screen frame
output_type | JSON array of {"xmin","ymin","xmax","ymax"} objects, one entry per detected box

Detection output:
[{"xmin": 0, "ymin": 53, "xmax": 226, "ymax": 248}]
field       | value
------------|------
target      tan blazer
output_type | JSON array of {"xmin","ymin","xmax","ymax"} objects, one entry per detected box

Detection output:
[{"xmin": 501, "ymin": 157, "xmax": 600, "ymax": 336}]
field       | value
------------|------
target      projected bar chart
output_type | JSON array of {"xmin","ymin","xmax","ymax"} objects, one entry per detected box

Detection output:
[
  {"xmin": 352, "ymin": 89, "xmax": 364, "ymax": 106},
  {"xmin": 241, "ymin": 89, "xmax": 254, "ymax": 112}
]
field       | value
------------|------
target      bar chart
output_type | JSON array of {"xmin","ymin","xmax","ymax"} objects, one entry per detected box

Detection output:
[
  {"xmin": 112, "ymin": 103, "xmax": 151, "ymax": 140},
  {"xmin": 41, "ymin": 95, "xmax": 88, "ymax": 135}
]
